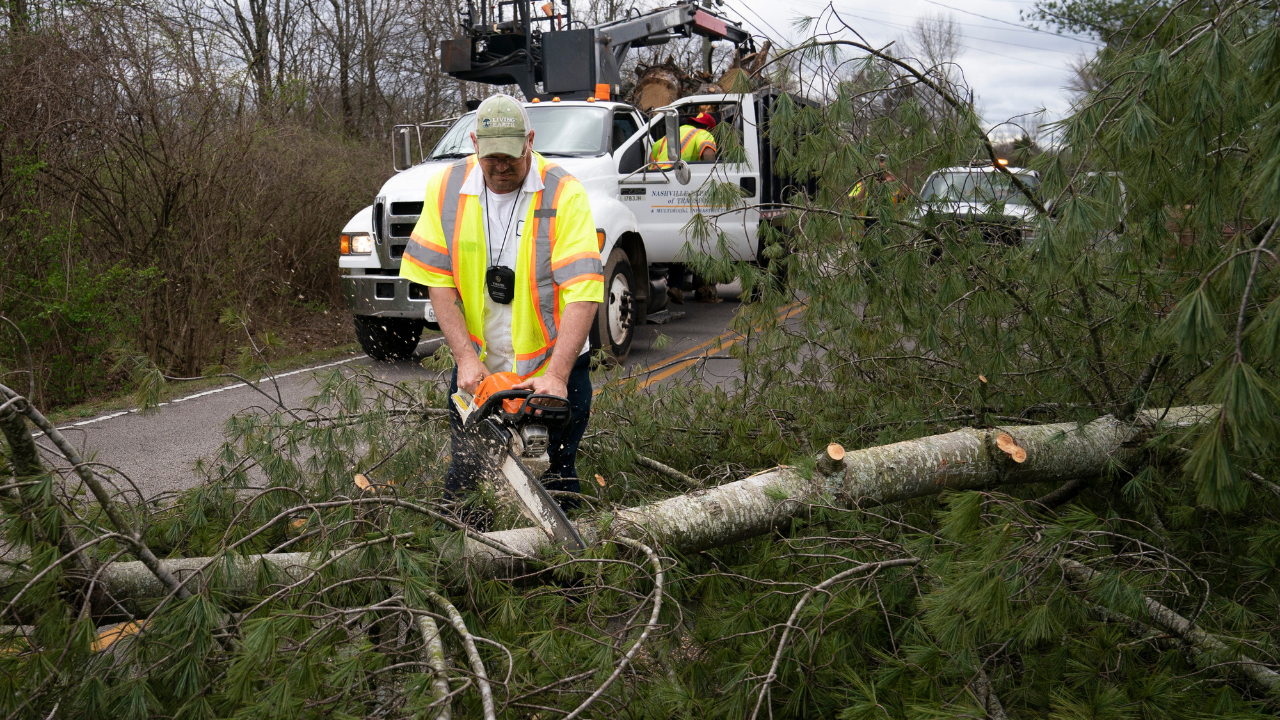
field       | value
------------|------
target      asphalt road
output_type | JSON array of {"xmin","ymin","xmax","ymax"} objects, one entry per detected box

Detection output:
[{"xmin": 43, "ymin": 285, "xmax": 754, "ymax": 501}]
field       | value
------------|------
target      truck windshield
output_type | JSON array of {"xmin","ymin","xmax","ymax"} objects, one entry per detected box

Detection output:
[
  {"xmin": 920, "ymin": 171, "xmax": 1040, "ymax": 206},
  {"xmin": 429, "ymin": 107, "xmax": 609, "ymax": 159}
]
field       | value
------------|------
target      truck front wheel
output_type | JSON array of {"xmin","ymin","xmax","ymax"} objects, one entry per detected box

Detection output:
[
  {"xmin": 353, "ymin": 315, "xmax": 426, "ymax": 361},
  {"xmin": 592, "ymin": 248, "xmax": 635, "ymax": 364}
]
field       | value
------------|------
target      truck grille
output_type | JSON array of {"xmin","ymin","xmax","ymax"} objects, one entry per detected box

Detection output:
[
  {"xmin": 390, "ymin": 223, "xmax": 415, "ymax": 238},
  {"xmin": 391, "ymin": 244, "xmax": 405, "ymax": 258},
  {"xmin": 391, "ymin": 201, "xmax": 423, "ymax": 215}
]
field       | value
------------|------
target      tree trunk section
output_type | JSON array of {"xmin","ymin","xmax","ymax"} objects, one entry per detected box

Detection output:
[{"xmin": 18, "ymin": 406, "xmax": 1216, "ymax": 609}]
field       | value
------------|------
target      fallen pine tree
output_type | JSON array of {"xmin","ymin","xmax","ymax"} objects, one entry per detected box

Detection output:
[
  {"xmin": 0, "ymin": 405, "xmax": 1213, "ymax": 603},
  {"xmin": 4, "ymin": 1, "xmax": 1280, "ymax": 716}
]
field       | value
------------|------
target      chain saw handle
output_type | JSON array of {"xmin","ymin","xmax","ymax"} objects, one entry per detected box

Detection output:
[
  {"xmin": 456, "ymin": 372, "xmax": 571, "ymax": 430},
  {"xmin": 464, "ymin": 389, "xmax": 571, "ymax": 430}
]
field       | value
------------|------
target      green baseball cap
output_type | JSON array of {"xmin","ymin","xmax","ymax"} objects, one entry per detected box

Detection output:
[{"xmin": 474, "ymin": 94, "xmax": 530, "ymax": 158}]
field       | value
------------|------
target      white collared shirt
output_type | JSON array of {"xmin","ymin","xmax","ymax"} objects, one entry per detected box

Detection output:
[{"xmin": 459, "ymin": 162, "xmax": 588, "ymax": 373}]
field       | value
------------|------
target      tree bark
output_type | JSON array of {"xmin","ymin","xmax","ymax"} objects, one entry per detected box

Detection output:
[
  {"xmin": 0, "ymin": 404, "xmax": 41, "ymax": 480},
  {"xmin": 0, "ymin": 398, "xmax": 89, "ymax": 568},
  {"xmin": 8, "ymin": 0, "xmax": 27, "ymax": 33},
  {"xmin": 466, "ymin": 405, "xmax": 1213, "ymax": 568},
  {"xmin": 11, "ymin": 406, "xmax": 1214, "ymax": 607},
  {"xmin": 416, "ymin": 614, "xmax": 452, "ymax": 720}
]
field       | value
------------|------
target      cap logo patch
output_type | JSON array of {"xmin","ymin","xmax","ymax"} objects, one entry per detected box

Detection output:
[
  {"xmin": 482, "ymin": 118, "xmax": 492, "ymax": 128},
  {"xmin": 487, "ymin": 117, "xmax": 517, "ymax": 128}
]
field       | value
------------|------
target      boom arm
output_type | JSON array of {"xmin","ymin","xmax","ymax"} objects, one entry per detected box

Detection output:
[
  {"xmin": 442, "ymin": 1, "xmax": 753, "ymax": 101},
  {"xmin": 593, "ymin": 5, "xmax": 751, "ymax": 67}
]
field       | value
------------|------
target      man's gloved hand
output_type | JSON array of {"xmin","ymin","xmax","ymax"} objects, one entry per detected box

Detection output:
[
  {"xmin": 514, "ymin": 372, "xmax": 569, "ymax": 402},
  {"xmin": 457, "ymin": 357, "xmax": 490, "ymax": 395}
]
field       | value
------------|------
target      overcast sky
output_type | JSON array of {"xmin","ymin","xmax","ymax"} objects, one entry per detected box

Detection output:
[{"xmin": 723, "ymin": 0, "xmax": 1102, "ymax": 137}]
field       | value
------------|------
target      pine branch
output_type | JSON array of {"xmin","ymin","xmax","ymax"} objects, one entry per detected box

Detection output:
[
  {"xmin": 635, "ymin": 454, "xmax": 698, "ymax": 487},
  {"xmin": 426, "ymin": 590, "xmax": 496, "ymax": 720},
  {"xmin": 748, "ymin": 557, "xmax": 920, "ymax": 720},
  {"xmin": 1171, "ymin": 447, "xmax": 1280, "ymax": 500},
  {"xmin": 416, "ymin": 614, "xmax": 453, "ymax": 720},
  {"xmin": 1233, "ymin": 218, "xmax": 1278, "ymax": 364},
  {"xmin": 1116, "ymin": 354, "xmax": 1169, "ymax": 422},
  {"xmin": 969, "ymin": 667, "xmax": 1009, "ymax": 720},
  {"xmin": 1061, "ymin": 558, "xmax": 1280, "ymax": 697},
  {"xmin": 1028, "ymin": 477, "xmax": 1091, "ymax": 511},
  {"xmin": 562, "ymin": 536, "xmax": 664, "ymax": 720},
  {"xmin": 0, "ymin": 384, "xmax": 187, "ymax": 602}
]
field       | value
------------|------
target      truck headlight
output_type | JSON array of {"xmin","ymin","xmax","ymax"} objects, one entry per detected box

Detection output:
[{"xmin": 342, "ymin": 233, "xmax": 373, "ymax": 254}]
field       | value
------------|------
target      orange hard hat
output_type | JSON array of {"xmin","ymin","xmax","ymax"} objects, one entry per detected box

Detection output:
[{"xmin": 475, "ymin": 372, "xmax": 526, "ymax": 414}]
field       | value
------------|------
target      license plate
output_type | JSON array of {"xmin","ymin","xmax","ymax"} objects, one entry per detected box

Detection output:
[{"xmin": 425, "ymin": 303, "xmax": 437, "ymax": 322}]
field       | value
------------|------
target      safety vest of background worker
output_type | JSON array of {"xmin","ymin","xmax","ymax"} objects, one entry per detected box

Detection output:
[
  {"xmin": 651, "ymin": 111, "xmax": 718, "ymax": 165},
  {"xmin": 400, "ymin": 94, "xmax": 603, "ymax": 507},
  {"xmin": 850, "ymin": 153, "xmax": 911, "ymax": 205}
]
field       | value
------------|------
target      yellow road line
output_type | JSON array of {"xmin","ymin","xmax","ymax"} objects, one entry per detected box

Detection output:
[
  {"xmin": 600, "ymin": 301, "xmax": 804, "ymax": 393},
  {"xmin": 637, "ymin": 302, "xmax": 806, "ymax": 388}
]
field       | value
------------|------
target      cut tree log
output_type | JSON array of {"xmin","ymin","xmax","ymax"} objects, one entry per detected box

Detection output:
[
  {"xmin": 464, "ymin": 405, "xmax": 1215, "ymax": 568},
  {"xmin": 7, "ymin": 406, "xmax": 1213, "ymax": 605}
]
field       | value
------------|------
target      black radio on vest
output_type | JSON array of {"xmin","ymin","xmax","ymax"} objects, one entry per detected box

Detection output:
[
  {"xmin": 485, "ymin": 266, "xmax": 516, "ymax": 304},
  {"xmin": 484, "ymin": 185, "xmax": 520, "ymax": 305}
]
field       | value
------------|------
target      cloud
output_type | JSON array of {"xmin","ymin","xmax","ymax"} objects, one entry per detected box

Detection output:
[{"xmin": 729, "ymin": 0, "xmax": 1098, "ymax": 129}]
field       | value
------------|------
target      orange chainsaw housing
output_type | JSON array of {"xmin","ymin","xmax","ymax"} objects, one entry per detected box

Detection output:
[{"xmin": 474, "ymin": 372, "xmax": 526, "ymax": 415}]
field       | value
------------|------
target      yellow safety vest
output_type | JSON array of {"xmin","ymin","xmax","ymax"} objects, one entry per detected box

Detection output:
[
  {"xmin": 651, "ymin": 125, "xmax": 716, "ymax": 164},
  {"xmin": 401, "ymin": 153, "xmax": 604, "ymax": 379}
]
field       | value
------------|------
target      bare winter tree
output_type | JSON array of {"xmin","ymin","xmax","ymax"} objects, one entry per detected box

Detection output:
[
  {"xmin": 907, "ymin": 12, "xmax": 961, "ymax": 73},
  {"xmin": 1066, "ymin": 50, "xmax": 1103, "ymax": 99},
  {"xmin": 901, "ymin": 13, "xmax": 964, "ymax": 120}
]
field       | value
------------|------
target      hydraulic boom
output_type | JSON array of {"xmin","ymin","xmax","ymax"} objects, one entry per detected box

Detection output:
[{"xmin": 441, "ymin": 1, "xmax": 753, "ymax": 101}]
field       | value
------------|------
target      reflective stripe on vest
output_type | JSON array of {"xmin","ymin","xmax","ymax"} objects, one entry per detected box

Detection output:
[
  {"xmin": 403, "ymin": 156, "xmax": 474, "ymax": 280},
  {"xmin": 439, "ymin": 157, "xmax": 475, "ymax": 282},
  {"xmin": 516, "ymin": 164, "xmax": 569, "ymax": 377},
  {"xmin": 429, "ymin": 156, "xmax": 597, "ymax": 378},
  {"xmin": 652, "ymin": 127, "xmax": 698, "ymax": 162}
]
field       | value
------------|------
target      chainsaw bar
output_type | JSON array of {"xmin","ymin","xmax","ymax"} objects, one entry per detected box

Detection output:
[
  {"xmin": 454, "ymin": 391, "xmax": 586, "ymax": 551},
  {"xmin": 474, "ymin": 419, "xmax": 586, "ymax": 551},
  {"xmin": 476, "ymin": 417, "xmax": 586, "ymax": 545}
]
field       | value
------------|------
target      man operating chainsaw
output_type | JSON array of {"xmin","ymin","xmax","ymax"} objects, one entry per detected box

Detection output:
[{"xmin": 400, "ymin": 94, "xmax": 603, "ymax": 516}]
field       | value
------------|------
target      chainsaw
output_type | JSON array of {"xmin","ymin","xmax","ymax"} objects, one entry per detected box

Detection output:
[{"xmin": 451, "ymin": 372, "xmax": 586, "ymax": 551}]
